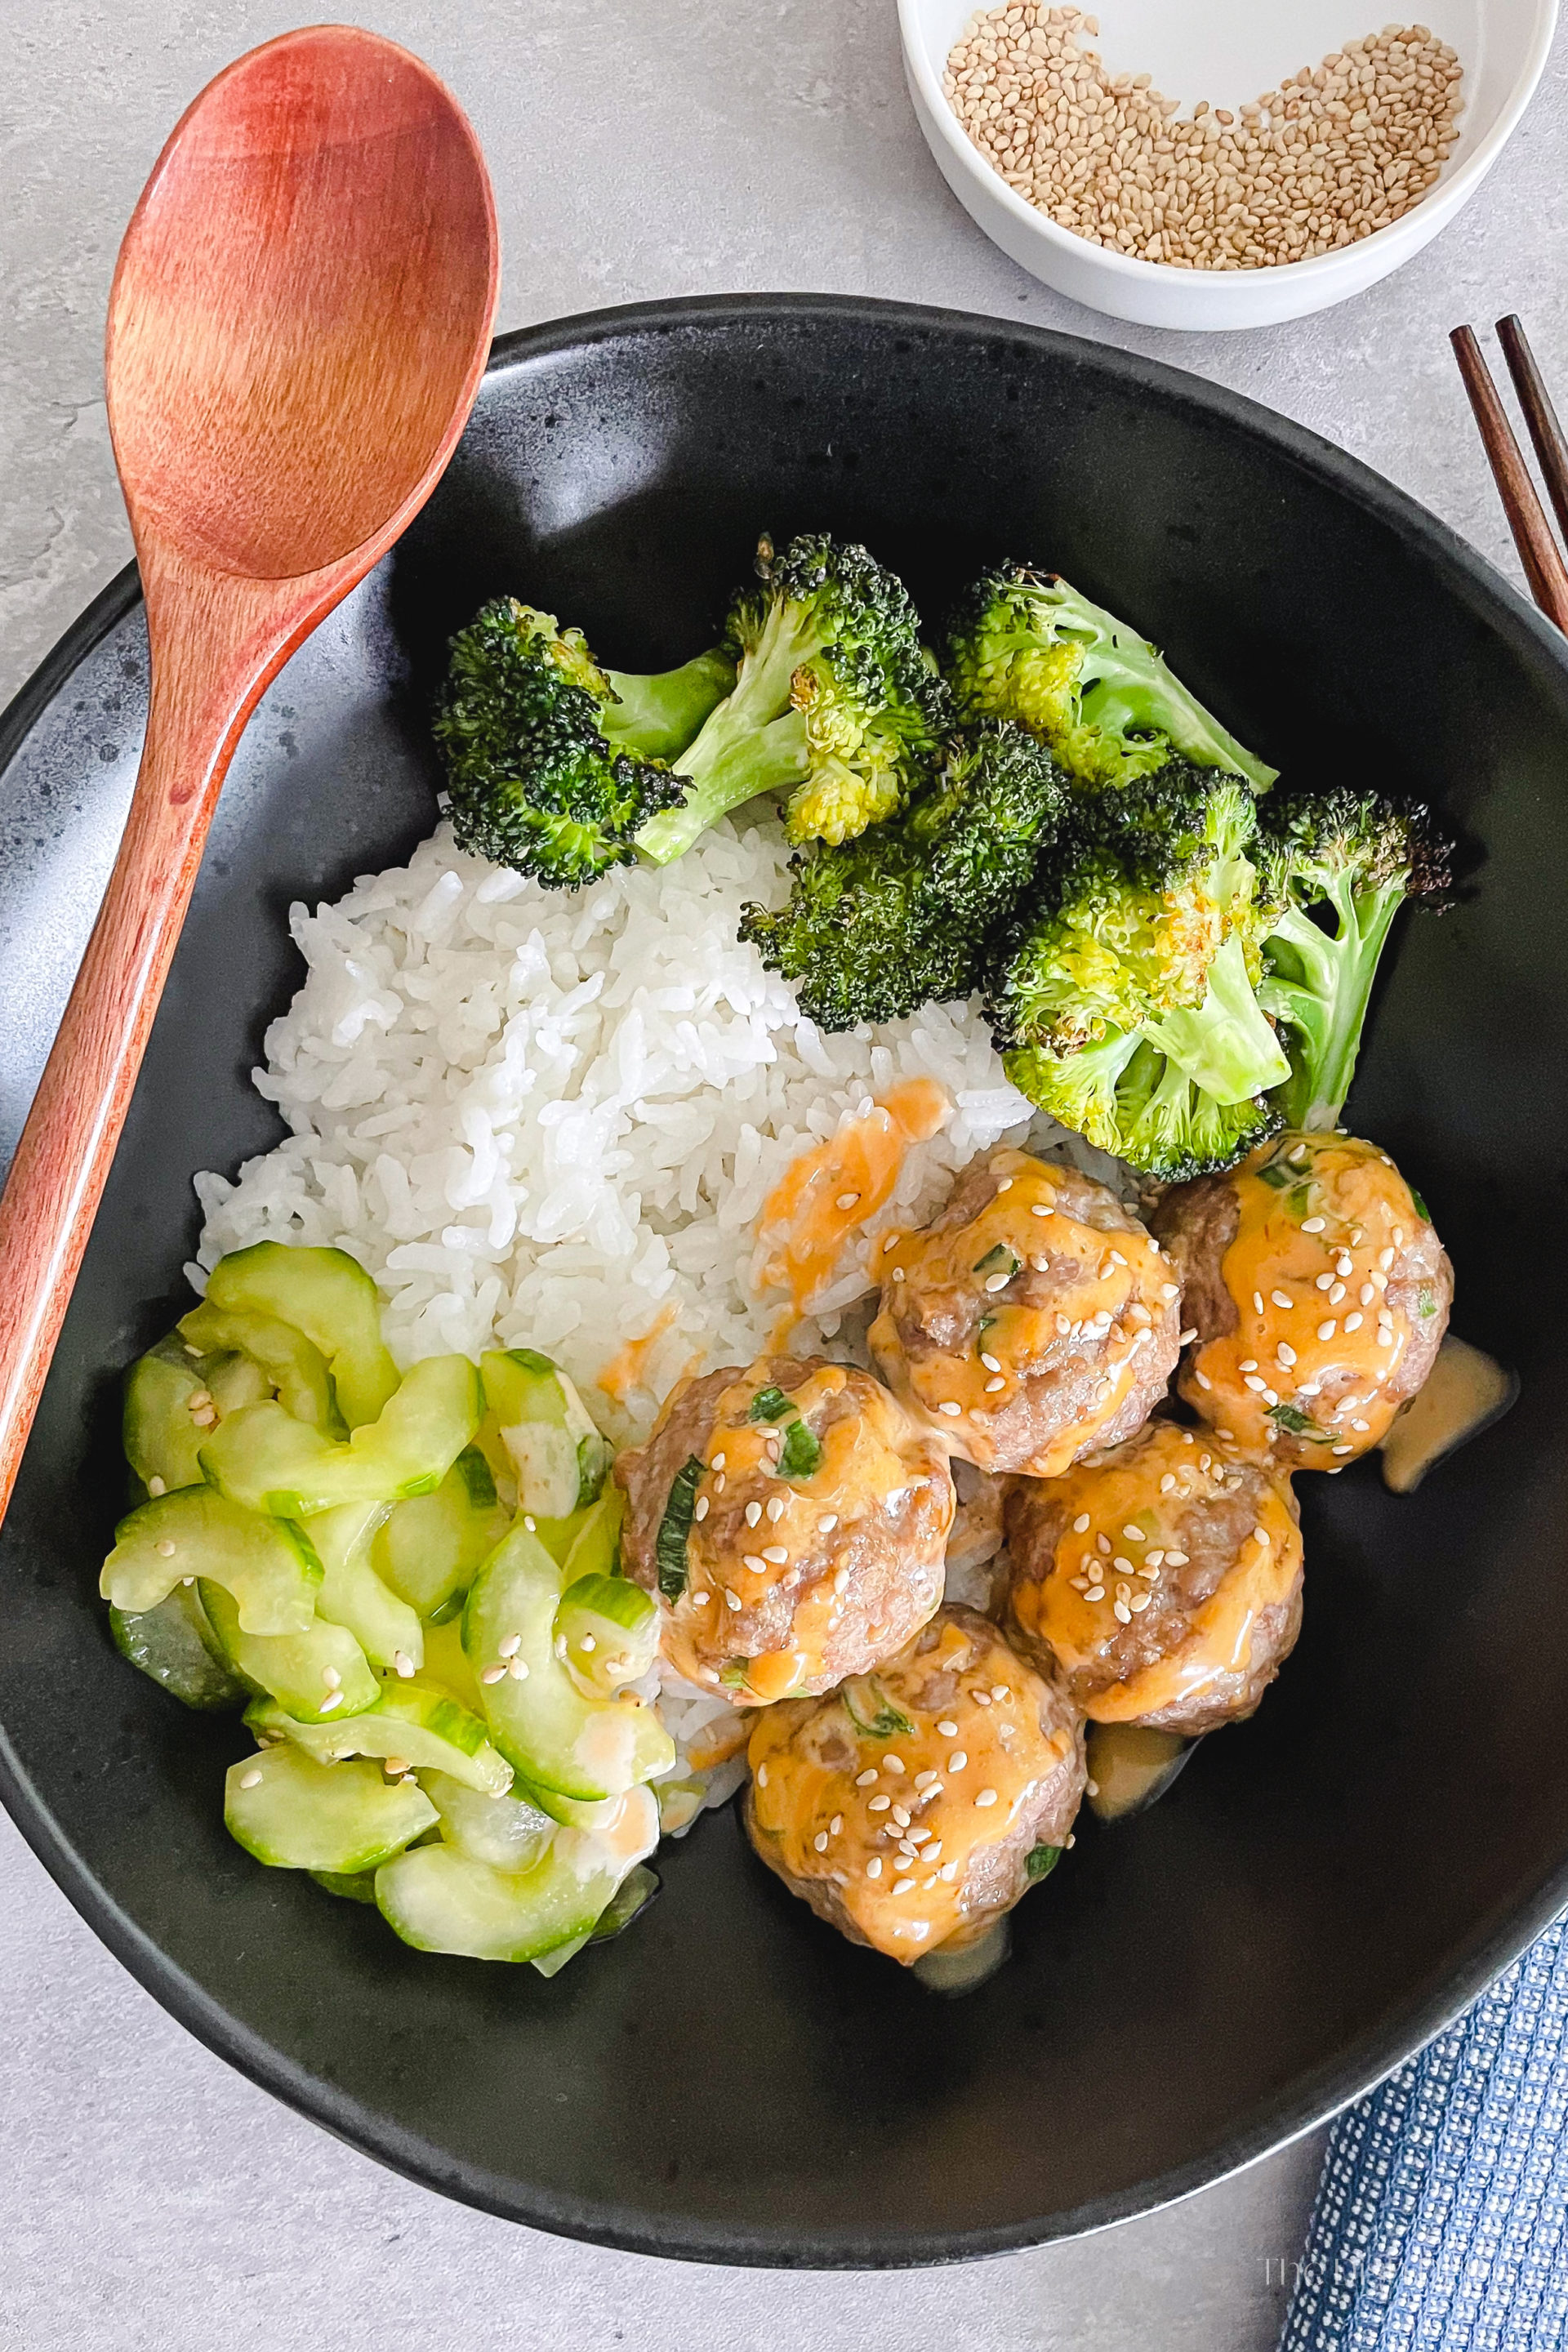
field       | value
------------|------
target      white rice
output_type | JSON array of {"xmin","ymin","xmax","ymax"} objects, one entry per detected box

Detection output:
[{"xmin": 189, "ymin": 813, "xmax": 1051, "ymax": 1440}]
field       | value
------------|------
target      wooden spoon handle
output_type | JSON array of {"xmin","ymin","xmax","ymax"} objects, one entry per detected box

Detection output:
[{"xmin": 0, "ymin": 573, "xmax": 284, "ymax": 1520}]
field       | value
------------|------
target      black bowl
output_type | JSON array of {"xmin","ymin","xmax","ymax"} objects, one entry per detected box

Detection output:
[{"xmin": 4, "ymin": 296, "xmax": 1568, "ymax": 2268}]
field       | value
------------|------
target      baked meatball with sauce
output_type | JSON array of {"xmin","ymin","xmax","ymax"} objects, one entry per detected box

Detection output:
[
  {"xmin": 1004, "ymin": 1419, "xmax": 1303, "ymax": 1735},
  {"xmin": 746, "ymin": 1604, "xmax": 1085, "ymax": 1962},
  {"xmin": 869, "ymin": 1147, "xmax": 1182, "ymax": 1477},
  {"xmin": 616, "ymin": 1354, "xmax": 952, "ymax": 1706},
  {"xmin": 1152, "ymin": 1131, "xmax": 1452, "ymax": 1468}
]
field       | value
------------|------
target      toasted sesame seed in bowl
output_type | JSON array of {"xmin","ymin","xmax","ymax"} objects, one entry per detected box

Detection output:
[{"xmin": 898, "ymin": 0, "xmax": 1557, "ymax": 328}]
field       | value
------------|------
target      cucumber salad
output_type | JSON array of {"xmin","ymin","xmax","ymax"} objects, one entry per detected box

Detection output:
[{"xmin": 104, "ymin": 1241, "xmax": 679, "ymax": 1972}]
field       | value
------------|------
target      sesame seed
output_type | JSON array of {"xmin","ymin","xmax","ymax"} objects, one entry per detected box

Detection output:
[
  {"xmin": 147, "ymin": 1476, "xmax": 166, "ymax": 1496},
  {"xmin": 974, "ymin": 1788, "xmax": 999, "ymax": 1807},
  {"xmin": 893, "ymin": 1878, "xmax": 915, "ymax": 1896},
  {"xmin": 757, "ymin": 1764, "xmax": 769, "ymax": 1787},
  {"xmin": 856, "ymin": 1766, "xmax": 877, "ymax": 1785},
  {"xmin": 724, "ymin": 1590, "xmax": 742, "ymax": 1611},
  {"xmin": 939, "ymin": 1860, "xmax": 959, "ymax": 1881},
  {"xmin": 1195, "ymin": 1369, "xmax": 1213, "ymax": 1390},
  {"xmin": 523, "ymin": 1516, "xmax": 537, "ymax": 1532},
  {"xmin": 693, "ymin": 1495, "xmax": 709, "ymax": 1521},
  {"xmin": 1085, "ymin": 1584, "xmax": 1106, "ymax": 1601},
  {"xmin": 238, "ymin": 1767, "xmax": 263, "ymax": 1789},
  {"xmin": 393, "ymin": 1650, "xmax": 415, "ymax": 1678},
  {"xmin": 883, "ymin": 1755, "xmax": 906, "ymax": 1773},
  {"xmin": 985, "ymin": 1376, "xmax": 1007, "ymax": 1392},
  {"xmin": 1333, "ymin": 1443, "xmax": 1354, "ymax": 1455},
  {"xmin": 1113, "ymin": 1554, "xmax": 1134, "ymax": 1575},
  {"xmin": 892, "ymin": 1267, "xmax": 906, "ymax": 1282},
  {"xmin": 868, "ymin": 1794, "xmax": 892, "ymax": 1812},
  {"xmin": 1121, "ymin": 1523, "xmax": 1146, "ymax": 1543},
  {"xmin": 937, "ymin": 1401, "xmax": 963, "ymax": 1417},
  {"xmin": 1344, "ymin": 1312, "xmax": 1364, "ymax": 1332},
  {"xmin": 714, "ymin": 1474, "xmax": 726, "ymax": 1494},
  {"xmin": 835, "ymin": 1192, "xmax": 859, "ymax": 1211},
  {"xmin": 1318, "ymin": 1321, "xmax": 1338, "ymax": 1341},
  {"xmin": 1129, "ymin": 1592, "xmax": 1152, "ymax": 1613},
  {"xmin": 690, "ymin": 1591, "xmax": 710, "ymax": 1606},
  {"xmin": 1253, "ymin": 1291, "xmax": 1265, "ymax": 1315},
  {"xmin": 481, "ymin": 1663, "xmax": 507, "ymax": 1684},
  {"xmin": 1277, "ymin": 1343, "xmax": 1297, "ymax": 1366},
  {"xmin": 1179, "ymin": 1327, "xmax": 1198, "ymax": 1347},
  {"xmin": 319, "ymin": 1691, "xmax": 344, "ymax": 1713},
  {"xmin": 1031, "ymin": 1201, "xmax": 1050, "ymax": 1217},
  {"xmin": 1253, "ymin": 1525, "xmax": 1271, "ymax": 1545},
  {"xmin": 762, "ymin": 1545, "xmax": 788, "ymax": 1565},
  {"xmin": 1160, "ymin": 1283, "xmax": 1180, "ymax": 1301},
  {"xmin": 1072, "ymin": 1512, "xmax": 1091, "ymax": 1533},
  {"xmin": 814, "ymin": 1831, "xmax": 830, "ymax": 1851},
  {"xmin": 1097, "ymin": 1534, "xmax": 1111, "ymax": 1556},
  {"xmin": 981, "ymin": 1352, "xmax": 1002, "ymax": 1373},
  {"xmin": 984, "ymin": 1271, "xmax": 1011, "ymax": 1293},
  {"xmin": 1303, "ymin": 1216, "xmax": 1326, "ymax": 1232},
  {"xmin": 1240, "ymin": 1358, "xmax": 1258, "ymax": 1373},
  {"xmin": 948, "ymin": 1750, "xmax": 969, "ymax": 1771},
  {"xmin": 1244, "ymin": 1374, "xmax": 1269, "ymax": 1393},
  {"xmin": 1165, "ymin": 1550, "xmax": 1189, "ymax": 1566},
  {"xmin": 154, "ymin": 1539, "xmax": 177, "ymax": 1558},
  {"xmin": 892, "ymin": 1806, "xmax": 911, "ymax": 1828},
  {"xmin": 742, "ymin": 1552, "xmax": 765, "ymax": 1573},
  {"xmin": 831, "ymin": 1814, "xmax": 843, "ymax": 1834},
  {"xmin": 744, "ymin": 1500, "xmax": 761, "ymax": 1527},
  {"xmin": 1272, "ymin": 1290, "xmax": 1294, "ymax": 1310},
  {"xmin": 1113, "ymin": 1599, "xmax": 1132, "ymax": 1623},
  {"xmin": 1110, "ymin": 1250, "xmax": 1127, "ymax": 1267},
  {"xmin": 1351, "ymin": 1417, "xmax": 1370, "ymax": 1432},
  {"xmin": 710, "ymin": 1452, "xmax": 725, "ymax": 1470},
  {"xmin": 1360, "ymin": 1284, "xmax": 1376, "ymax": 1306},
  {"xmin": 866, "ymin": 1857, "xmax": 883, "ymax": 1878},
  {"xmin": 322, "ymin": 1666, "xmax": 341, "ymax": 1689},
  {"xmin": 1330, "ymin": 1283, "xmax": 1347, "ymax": 1304}
]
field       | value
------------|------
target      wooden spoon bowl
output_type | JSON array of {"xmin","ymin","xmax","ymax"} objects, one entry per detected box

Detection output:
[{"xmin": 0, "ymin": 28, "xmax": 498, "ymax": 1520}]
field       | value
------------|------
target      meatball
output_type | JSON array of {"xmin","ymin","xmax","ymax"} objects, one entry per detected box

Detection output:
[
  {"xmin": 869, "ymin": 1147, "xmax": 1182, "ymax": 1477},
  {"xmin": 746, "ymin": 1604, "xmax": 1085, "ymax": 1962},
  {"xmin": 616, "ymin": 1354, "xmax": 952, "ymax": 1705},
  {"xmin": 1004, "ymin": 1419, "xmax": 1303, "ymax": 1735},
  {"xmin": 1152, "ymin": 1131, "xmax": 1453, "ymax": 1468}
]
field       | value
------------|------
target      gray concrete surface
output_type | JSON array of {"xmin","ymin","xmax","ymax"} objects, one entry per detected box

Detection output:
[{"xmin": 1, "ymin": 2, "xmax": 1563, "ymax": 2345}]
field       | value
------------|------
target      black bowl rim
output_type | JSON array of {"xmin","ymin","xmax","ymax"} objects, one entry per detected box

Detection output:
[{"xmin": 4, "ymin": 291, "xmax": 1568, "ymax": 2269}]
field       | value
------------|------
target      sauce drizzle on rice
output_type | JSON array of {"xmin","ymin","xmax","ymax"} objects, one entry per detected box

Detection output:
[
  {"xmin": 597, "ymin": 1303, "xmax": 679, "ymax": 1406},
  {"xmin": 756, "ymin": 1079, "xmax": 951, "ymax": 1320}
]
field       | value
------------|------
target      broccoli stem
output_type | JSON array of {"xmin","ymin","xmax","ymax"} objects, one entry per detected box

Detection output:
[
  {"xmin": 634, "ymin": 713, "xmax": 809, "ymax": 866},
  {"xmin": 1263, "ymin": 876, "xmax": 1408, "ymax": 1130},
  {"xmin": 600, "ymin": 650, "xmax": 737, "ymax": 762},
  {"xmin": 1145, "ymin": 934, "xmax": 1290, "ymax": 1105}
]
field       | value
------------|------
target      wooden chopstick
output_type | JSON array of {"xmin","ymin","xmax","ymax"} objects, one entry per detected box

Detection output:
[
  {"xmin": 1450, "ymin": 323, "xmax": 1568, "ymax": 633},
  {"xmin": 1495, "ymin": 314, "xmax": 1568, "ymax": 553}
]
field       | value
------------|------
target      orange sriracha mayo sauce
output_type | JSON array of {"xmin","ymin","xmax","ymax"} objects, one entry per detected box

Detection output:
[{"xmin": 755, "ymin": 1078, "xmax": 951, "ymax": 1323}]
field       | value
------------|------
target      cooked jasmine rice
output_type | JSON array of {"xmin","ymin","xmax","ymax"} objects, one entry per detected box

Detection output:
[{"xmin": 190, "ymin": 814, "xmax": 1047, "ymax": 1442}]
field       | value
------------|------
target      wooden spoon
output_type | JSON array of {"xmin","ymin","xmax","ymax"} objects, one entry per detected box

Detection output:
[{"xmin": 0, "ymin": 28, "xmax": 498, "ymax": 1525}]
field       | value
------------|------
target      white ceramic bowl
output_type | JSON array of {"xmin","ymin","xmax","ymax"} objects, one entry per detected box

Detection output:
[{"xmin": 900, "ymin": 0, "xmax": 1557, "ymax": 329}]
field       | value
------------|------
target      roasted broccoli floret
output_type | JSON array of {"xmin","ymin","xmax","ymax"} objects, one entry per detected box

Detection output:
[
  {"xmin": 635, "ymin": 533, "xmax": 948, "ymax": 864},
  {"xmin": 1003, "ymin": 1035, "xmax": 1282, "ymax": 1183},
  {"xmin": 988, "ymin": 762, "xmax": 1290, "ymax": 1175},
  {"xmin": 433, "ymin": 599, "xmax": 733, "ymax": 887},
  {"xmin": 945, "ymin": 565, "xmax": 1276, "ymax": 795},
  {"xmin": 738, "ymin": 722, "xmax": 1065, "ymax": 1029},
  {"xmin": 1258, "ymin": 785, "xmax": 1453, "ymax": 1131}
]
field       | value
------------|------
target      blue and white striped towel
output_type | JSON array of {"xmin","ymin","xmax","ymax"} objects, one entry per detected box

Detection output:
[{"xmin": 1281, "ymin": 1913, "xmax": 1568, "ymax": 2350}]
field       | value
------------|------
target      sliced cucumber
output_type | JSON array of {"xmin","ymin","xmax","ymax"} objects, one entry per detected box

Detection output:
[
  {"xmin": 310, "ymin": 1502, "xmax": 422, "ymax": 1672},
  {"xmin": 372, "ymin": 1449, "xmax": 508, "ymax": 1618},
  {"xmin": 201, "ymin": 1581, "xmax": 378, "ymax": 1722},
  {"xmin": 309, "ymin": 1868, "xmax": 380, "ymax": 1904},
  {"xmin": 179, "ymin": 1298, "xmax": 341, "ymax": 1433},
  {"xmin": 590, "ymin": 1861, "xmax": 660, "ymax": 1943},
  {"xmin": 122, "ymin": 1334, "xmax": 221, "ymax": 1494},
  {"xmin": 109, "ymin": 1583, "xmax": 247, "ymax": 1711},
  {"xmin": 555, "ymin": 1570, "xmax": 657, "ymax": 1699},
  {"xmin": 422, "ymin": 1770, "xmax": 556, "ymax": 1870},
  {"xmin": 198, "ymin": 1355, "xmax": 483, "ymax": 1517},
  {"xmin": 247, "ymin": 1677, "xmax": 510, "ymax": 1795},
  {"xmin": 420, "ymin": 1614, "xmax": 488, "ymax": 1715},
  {"xmin": 480, "ymin": 1349, "xmax": 612, "ymax": 1518},
  {"xmin": 374, "ymin": 1829, "xmax": 621, "ymax": 1962},
  {"xmin": 100, "ymin": 1487, "xmax": 322, "ymax": 1636},
  {"xmin": 462, "ymin": 1524, "xmax": 674, "ymax": 1801},
  {"xmin": 520, "ymin": 1784, "xmax": 661, "ymax": 1868},
  {"xmin": 225, "ymin": 1745, "xmax": 434, "ymax": 1872},
  {"xmin": 204, "ymin": 1241, "xmax": 399, "ymax": 1428}
]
